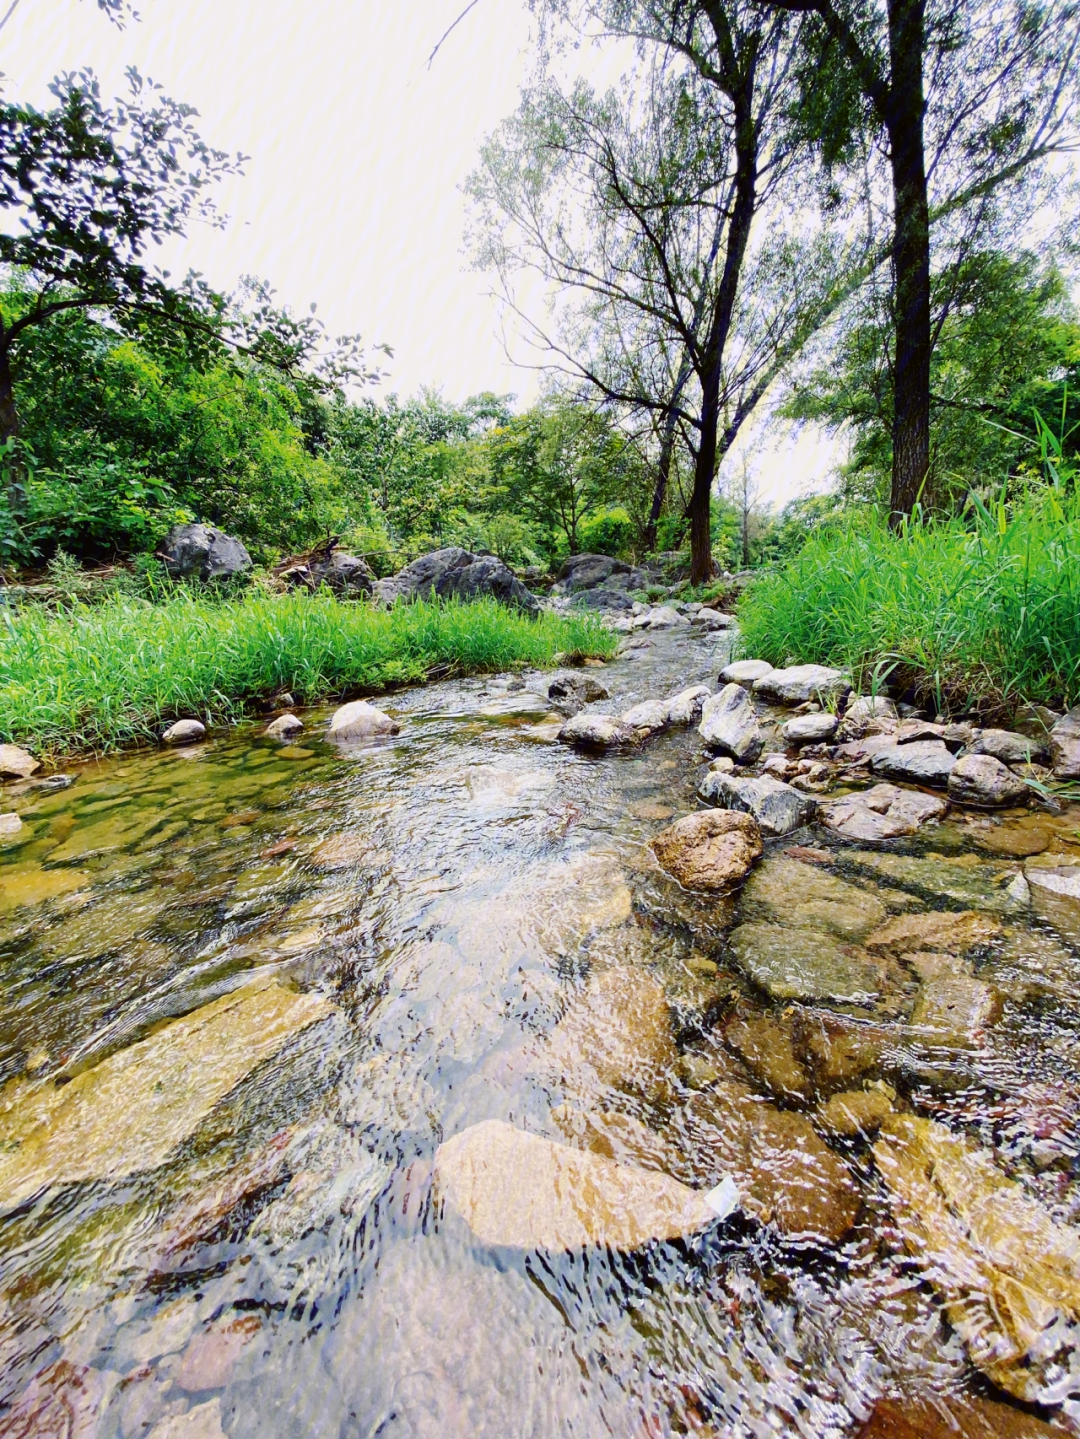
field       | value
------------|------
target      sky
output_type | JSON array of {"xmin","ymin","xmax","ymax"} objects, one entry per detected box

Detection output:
[{"xmin": 2, "ymin": 0, "xmax": 841, "ymax": 506}]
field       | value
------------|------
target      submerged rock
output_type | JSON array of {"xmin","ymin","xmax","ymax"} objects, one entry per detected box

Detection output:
[
  {"xmin": 698, "ymin": 683, "xmax": 765, "ymax": 763},
  {"xmin": 909, "ymin": 973, "xmax": 1001, "ymax": 1049},
  {"xmin": 723, "ymin": 1011, "xmax": 813, "ymax": 1102},
  {"xmin": 162, "ymin": 718, "xmax": 206, "ymax": 746},
  {"xmin": 435, "ymin": 1119, "xmax": 733, "ymax": 1250},
  {"xmin": 948, "ymin": 753, "xmax": 1029, "ymax": 808},
  {"xmin": 698, "ymin": 772, "xmax": 816, "ymax": 837},
  {"xmin": 541, "ymin": 965, "xmax": 678, "ymax": 1102},
  {"xmin": 264, "ymin": 713, "xmax": 303, "ymax": 740},
  {"xmin": 326, "ymin": 699, "xmax": 400, "ymax": 741},
  {"xmin": 0, "ymin": 742, "xmax": 39, "ymax": 779},
  {"xmin": 0, "ymin": 977, "xmax": 333, "ymax": 1211},
  {"xmin": 864, "ymin": 910, "xmax": 1002, "ymax": 955},
  {"xmin": 817, "ymin": 1088, "xmax": 893, "ymax": 1138},
  {"xmin": 845, "ymin": 850, "xmax": 1021, "ymax": 914},
  {"xmin": 739, "ymin": 855, "xmax": 887, "ymax": 940},
  {"xmin": 557, "ymin": 712, "xmax": 637, "ymax": 750},
  {"xmin": 1025, "ymin": 860, "xmax": 1080, "ymax": 946},
  {"xmin": 874, "ymin": 1113, "xmax": 1080, "ymax": 1404},
  {"xmin": 871, "ymin": 740, "xmax": 956, "ymax": 787},
  {"xmin": 857, "ymin": 1393, "xmax": 1060, "ymax": 1439},
  {"xmin": 719, "ymin": 659, "xmax": 774, "ymax": 687},
  {"xmin": 727, "ymin": 922, "xmax": 885, "ymax": 1004},
  {"xmin": 752, "ymin": 664, "xmax": 850, "ymax": 707},
  {"xmin": 820, "ymin": 784, "xmax": 946, "ymax": 841},
  {"xmin": 650, "ymin": 810, "xmax": 762, "ymax": 892},
  {"xmin": 794, "ymin": 1009, "xmax": 894, "ymax": 1089}
]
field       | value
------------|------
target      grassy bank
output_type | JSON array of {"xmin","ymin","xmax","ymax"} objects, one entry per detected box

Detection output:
[
  {"xmin": 736, "ymin": 488, "xmax": 1080, "ymax": 717},
  {"xmin": 0, "ymin": 592, "xmax": 618, "ymax": 755}
]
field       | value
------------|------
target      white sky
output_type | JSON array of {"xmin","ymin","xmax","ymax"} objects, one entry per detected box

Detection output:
[{"xmin": 2, "ymin": 0, "xmax": 839, "ymax": 507}]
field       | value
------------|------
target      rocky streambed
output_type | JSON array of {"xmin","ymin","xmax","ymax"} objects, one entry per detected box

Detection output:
[{"xmin": 0, "ymin": 624, "xmax": 1079, "ymax": 1437}]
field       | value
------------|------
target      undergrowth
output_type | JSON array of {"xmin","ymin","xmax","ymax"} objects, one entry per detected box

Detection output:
[
  {"xmin": 0, "ymin": 592, "xmax": 617, "ymax": 755},
  {"xmin": 736, "ymin": 485, "xmax": 1080, "ymax": 717}
]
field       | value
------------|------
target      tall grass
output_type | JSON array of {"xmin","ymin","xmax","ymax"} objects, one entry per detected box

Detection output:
[
  {"xmin": 0, "ymin": 592, "xmax": 618, "ymax": 755},
  {"xmin": 736, "ymin": 486, "xmax": 1080, "ymax": 716}
]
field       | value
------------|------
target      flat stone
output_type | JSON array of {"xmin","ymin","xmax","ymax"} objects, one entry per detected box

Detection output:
[
  {"xmin": 723, "ymin": 1012, "xmax": 813, "ymax": 1101},
  {"xmin": 698, "ymin": 771, "xmax": 816, "ymax": 836},
  {"xmin": 752, "ymin": 664, "xmax": 851, "ymax": 707},
  {"xmin": 0, "ymin": 742, "xmax": 39, "ymax": 778},
  {"xmin": 817, "ymin": 1088, "xmax": 893, "ymax": 1137},
  {"xmin": 864, "ymin": 910, "xmax": 1003, "ymax": 955},
  {"xmin": 0, "ymin": 977, "xmax": 333, "ymax": 1211},
  {"xmin": 327, "ymin": 700, "xmax": 400, "ymax": 741},
  {"xmin": 650, "ymin": 810, "xmax": 762, "ymax": 892},
  {"xmin": 719, "ymin": 660, "xmax": 774, "ymax": 687},
  {"xmin": 845, "ymin": 850, "xmax": 1019, "ymax": 913},
  {"xmin": 871, "ymin": 740, "xmax": 956, "ymax": 787},
  {"xmin": 971, "ymin": 816, "xmax": 1052, "ymax": 857},
  {"xmin": 874, "ymin": 1113, "xmax": 1080, "ymax": 1403},
  {"xmin": 739, "ymin": 856, "xmax": 887, "ymax": 940},
  {"xmin": 557, "ymin": 713, "xmax": 637, "ymax": 750},
  {"xmin": 0, "ymin": 864, "xmax": 89, "ymax": 909},
  {"xmin": 264, "ymin": 713, "xmax": 303, "ymax": 740},
  {"xmin": 698, "ymin": 683, "xmax": 765, "ymax": 763},
  {"xmin": 895, "ymin": 719, "xmax": 945, "ymax": 744},
  {"xmin": 665, "ymin": 684, "xmax": 712, "ymax": 725},
  {"xmin": 541, "ymin": 965, "xmax": 677, "ymax": 1101},
  {"xmin": 727, "ymin": 922, "xmax": 885, "ymax": 1003},
  {"xmin": 973, "ymin": 728, "xmax": 1049, "ymax": 766},
  {"xmin": 621, "ymin": 699, "xmax": 672, "ymax": 734},
  {"xmin": 435, "ymin": 1120, "xmax": 730, "ymax": 1250},
  {"xmin": 832, "ymin": 734, "xmax": 900, "ymax": 767},
  {"xmin": 1050, "ymin": 706, "xmax": 1080, "ymax": 778},
  {"xmin": 948, "ymin": 753, "xmax": 1029, "ymax": 808},
  {"xmin": 857, "ymin": 1394, "xmax": 1061, "ymax": 1439},
  {"xmin": 820, "ymin": 785, "xmax": 946, "ymax": 841},
  {"xmin": 794, "ymin": 1010, "xmax": 894, "ymax": 1089},
  {"xmin": 782, "ymin": 712, "xmax": 839, "ymax": 745},
  {"xmin": 548, "ymin": 673, "xmax": 609, "ymax": 703},
  {"xmin": 1025, "ymin": 861, "xmax": 1080, "ymax": 946},
  {"xmin": 909, "ymin": 974, "xmax": 1001, "ymax": 1048},
  {"xmin": 176, "ymin": 1316, "xmax": 262, "ymax": 1393},
  {"xmin": 148, "ymin": 1398, "xmax": 227, "ymax": 1439},
  {"xmin": 162, "ymin": 719, "xmax": 206, "ymax": 746}
]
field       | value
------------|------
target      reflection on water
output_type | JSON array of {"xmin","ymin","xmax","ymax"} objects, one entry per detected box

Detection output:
[{"xmin": 0, "ymin": 629, "xmax": 1079, "ymax": 1436}]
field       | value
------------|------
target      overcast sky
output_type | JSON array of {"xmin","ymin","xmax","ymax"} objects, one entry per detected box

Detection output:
[{"xmin": 3, "ymin": 0, "xmax": 840, "ymax": 504}]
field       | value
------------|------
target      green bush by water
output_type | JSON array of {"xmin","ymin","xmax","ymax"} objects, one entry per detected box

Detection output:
[
  {"xmin": 0, "ymin": 592, "xmax": 618, "ymax": 755},
  {"xmin": 736, "ymin": 488, "xmax": 1080, "ymax": 715}
]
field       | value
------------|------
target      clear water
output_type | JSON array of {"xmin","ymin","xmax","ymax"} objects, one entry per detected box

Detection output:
[{"xmin": 0, "ymin": 626, "xmax": 1078, "ymax": 1437}]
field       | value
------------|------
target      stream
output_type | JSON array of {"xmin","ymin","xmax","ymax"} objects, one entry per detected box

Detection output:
[{"xmin": 1, "ymin": 625, "xmax": 1079, "ymax": 1438}]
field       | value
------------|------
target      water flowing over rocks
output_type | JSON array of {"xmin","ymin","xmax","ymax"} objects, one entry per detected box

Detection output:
[
  {"xmin": 698, "ymin": 771, "xmax": 816, "ymax": 836},
  {"xmin": 698, "ymin": 683, "xmax": 765, "ymax": 762},
  {"xmin": 557, "ymin": 712, "xmax": 637, "ymax": 750},
  {"xmin": 540, "ymin": 965, "xmax": 677, "ymax": 1101},
  {"xmin": 948, "ymin": 752, "xmax": 1030, "ymax": 807},
  {"xmin": 739, "ymin": 855, "xmax": 888, "ymax": 940},
  {"xmin": 1025, "ymin": 859, "xmax": 1080, "ymax": 945},
  {"xmin": 857, "ymin": 1395, "xmax": 1062, "ymax": 1439},
  {"xmin": 326, "ymin": 699, "xmax": 400, "ymax": 741},
  {"xmin": 727, "ymin": 922, "xmax": 886, "ymax": 1003},
  {"xmin": 871, "ymin": 740, "xmax": 957, "ymax": 787},
  {"xmin": 373, "ymin": 546, "xmax": 539, "ymax": 610},
  {"xmin": 650, "ymin": 810, "xmax": 762, "ymax": 891},
  {"xmin": 864, "ymin": 910, "xmax": 1003, "ymax": 954},
  {"xmin": 818, "ymin": 1087, "xmax": 894, "ymax": 1138},
  {"xmin": 752, "ymin": 664, "xmax": 851, "ymax": 706}
]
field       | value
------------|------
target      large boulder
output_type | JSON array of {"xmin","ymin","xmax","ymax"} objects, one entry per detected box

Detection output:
[
  {"xmin": 373, "ymin": 547, "xmax": 539, "ymax": 611},
  {"xmin": 551, "ymin": 553, "xmax": 649, "ymax": 596},
  {"xmin": 698, "ymin": 683, "xmax": 765, "ymax": 763},
  {"xmin": 947, "ymin": 753, "xmax": 1029, "ymax": 808},
  {"xmin": 870, "ymin": 739, "xmax": 956, "ymax": 787},
  {"xmin": 698, "ymin": 771, "xmax": 815, "ymax": 837},
  {"xmin": 158, "ymin": 523, "xmax": 252, "ymax": 582},
  {"xmin": 650, "ymin": 810, "xmax": 762, "ymax": 891},
  {"xmin": 752, "ymin": 664, "xmax": 850, "ymax": 707},
  {"xmin": 570, "ymin": 587, "xmax": 635, "ymax": 612}
]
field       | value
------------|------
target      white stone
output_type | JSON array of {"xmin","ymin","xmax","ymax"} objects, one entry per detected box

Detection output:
[
  {"xmin": 665, "ymin": 684, "xmax": 712, "ymax": 726},
  {"xmin": 719, "ymin": 660, "xmax": 774, "ymax": 687},
  {"xmin": 264, "ymin": 712, "xmax": 303, "ymax": 740},
  {"xmin": 327, "ymin": 700, "xmax": 400, "ymax": 741},
  {"xmin": 0, "ymin": 743, "xmax": 39, "ymax": 779},
  {"xmin": 753, "ymin": 664, "xmax": 851, "ymax": 707},
  {"xmin": 698, "ymin": 684, "xmax": 765, "ymax": 763},
  {"xmin": 782, "ymin": 713, "xmax": 839, "ymax": 745},
  {"xmin": 0, "ymin": 812, "xmax": 22, "ymax": 836},
  {"xmin": 162, "ymin": 719, "xmax": 206, "ymax": 746},
  {"xmin": 621, "ymin": 700, "xmax": 671, "ymax": 735}
]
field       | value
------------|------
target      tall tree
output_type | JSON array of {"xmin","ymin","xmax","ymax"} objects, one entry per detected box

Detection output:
[{"xmin": 759, "ymin": 0, "xmax": 1080, "ymax": 521}]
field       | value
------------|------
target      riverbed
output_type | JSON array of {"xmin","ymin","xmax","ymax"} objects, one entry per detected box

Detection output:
[{"xmin": 1, "ymin": 625, "xmax": 1079, "ymax": 1438}]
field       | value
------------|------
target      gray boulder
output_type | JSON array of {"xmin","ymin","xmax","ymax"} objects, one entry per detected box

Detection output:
[
  {"xmin": 753, "ymin": 664, "xmax": 850, "ymax": 707},
  {"xmin": 162, "ymin": 718, "xmax": 206, "ymax": 745},
  {"xmin": 719, "ymin": 660, "xmax": 774, "ymax": 687},
  {"xmin": 782, "ymin": 713, "xmax": 839, "ymax": 746},
  {"xmin": 551, "ymin": 554, "xmax": 649, "ymax": 595},
  {"xmin": 698, "ymin": 684, "xmax": 765, "ymax": 764},
  {"xmin": 947, "ymin": 753, "xmax": 1029, "ymax": 808},
  {"xmin": 558, "ymin": 713, "xmax": 637, "ymax": 750},
  {"xmin": 374, "ymin": 548, "xmax": 539, "ymax": 611},
  {"xmin": 699, "ymin": 771, "xmax": 816, "ymax": 836},
  {"xmin": 159, "ymin": 523, "xmax": 252, "ymax": 582},
  {"xmin": 820, "ymin": 784, "xmax": 946, "ymax": 841},
  {"xmin": 548, "ymin": 674, "xmax": 610, "ymax": 704},
  {"xmin": 691, "ymin": 609, "xmax": 735, "ymax": 630},
  {"xmin": 971, "ymin": 728, "xmax": 1049, "ymax": 767},
  {"xmin": 1051, "ymin": 707, "xmax": 1080, "ymax": 778},
  {"xmin": 307, "ymin": 550, "xmax": 376, "ymax": 597},
  {"xmin": 640, "ymin": 605, "xmax": 686, "ymax": 630},
  {"xmin": 870, "ymin": 740, "xmax": 956, "ymax": 788},
  {"xmin": 666, "ymin": 684, "xmax": 712, "ymax": 726},
  {"xmin": 570, "ymin": 587, "xmax": 635, "ymax": 612},
  {"xmin": 621, "ymin": 699, "xmax": 672, "ymax": 736}
]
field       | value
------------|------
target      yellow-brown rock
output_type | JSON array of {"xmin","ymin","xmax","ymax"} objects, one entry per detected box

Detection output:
[
  {"xmin": 817, "ymin": 1088, "xmax": 894, "ymax": 1137},
  {"xmin": 864, "ymin": 910, "xmax": 1002, "ymax": 954},
  {"xmin": 874, "ymin": 1113, "xmax": 1080, "ymax": 1403},
  {"xmin": 650, "ymin": 810, "xmax": 762, "ymax": 892},
  {"xmin": 723, "ymin": 1011, "xmax": 814, "ymax": 1102},
  {"xmin": 541, "ymin": 965, "xmax": 677, "ymax": 1101}
]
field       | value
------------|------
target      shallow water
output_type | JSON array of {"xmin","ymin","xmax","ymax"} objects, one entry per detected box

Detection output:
[{"xmin": 1, "ymin": 627, "xmax": 1079, "ymax": 1437}]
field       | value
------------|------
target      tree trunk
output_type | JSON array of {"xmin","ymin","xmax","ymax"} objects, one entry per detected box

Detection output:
[
  {"xmin": 643, "ymin": 412, "xmax": 677, "ymax": 552},
  {"xmin": 689, "ymin": 375, "xmax": 720, "ymax": 585},
  {"xmin": 0, "ymin": 340, "xmax": 27, "ymax": 525},
  {"xmin": 886, "ymin": 0, "xmax": 931, "ymax": 525}
]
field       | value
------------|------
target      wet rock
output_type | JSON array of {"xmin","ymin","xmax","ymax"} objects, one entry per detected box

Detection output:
[
  {"xmin": 621, "ymin": 699, "xmax": 672, "ymax": 735},
  {"xmin": 435, "ymin": 1120, "xmax": 731, "ymax": 1249},
  {"xmin": 857, "ymin": 1393, "xmax": 1061, "ymax": 1439},
  {"xmin": 698, "ymin": 771, "xmax": 816, "ymax": 837},
  {"xmin": 719, "ymin": 659, "xmax": 774, "ymax": 687},
  {"xmin": 541, "ymin": 965, "xmax": 678, "ymax": 1101},
  {"xmin": 1, "ymin": 1359, "xmax": 116, "ymax": 1438},
  {"xmin": 698, "ymin": 683, "xmax": 765, "ymax": 763},
  {"xmin": 148, "ymin": 1398, "xmax": 227, "ymax": 1438},
  {"xmin": 874, "ymin": 1113, "xmax": 1080, "ymax": 1404},
  {"xmin": 263, "ymin": 712, "xmax": 303, "ymax": 740},
  {"xmin": 665, "ymin": 684, "xmax": 712, "ymax": 726},
  {"xmin": 690, "ymin": 607, "xmax": 733, "ymax": 630},
  {"xmin": 832, "ymin": 734, "xmax": 900, "ymax": 767},
  {"xmin": 0, "ymin": 742, "xmax": 39, "ymax": 779},
  {"xmin": 782, "ymin": 713, "xmax": 838, "ymax": 746},
  {"xmin": 707, "ymin": 754, "xmax": 736, "ymax": 775},
  {"xmin": 326, "ymin": 699, "xmax": 400, "ymax": 742},
  {"xmin": 972, "ymin": 728, "xmax": 1049, "ymax": 766},
  {"xmin": 1050, "ymin": 706, "xmax": 1080, "ymax": 778},
  {"xmin": 727, "ymin": 923, "xmax": 885, "ymax": 1004},
  {"xmin": 794, "ymin": 1010, "xmax": 894, "ymax": 1089},
  {"xmin": 0, "ymin": 863, "xmax": 88, "ymax": 909},
  {"xmin": 909, "ymin": 974, "xmax": 1001, "ymax": 1048},
  {"xmin": 723, "ymin": 1012, "xmax": 813, "ymax": 1102},
  {"xmin": 547, "ymin": 673, "xmax": 609, "ymax": 704},
  {"xmin": 0, "ymin": 976, "xmax": 333, "ymax": 1211},
  {"xmin": 650, "ymin": 810, "xmax": 762, "ymax": 892},
  {"xmin": 1015, "ymin": 701, "xmax": 1061, "ymax": 737},
  {"xmin": 947, "ymin": 753, "xmax": 1029, "ymax": 808},
  {"xmin": 311, "ymin": 830, "xmax": 378, "ymax": 868},
  {"xmin": 549, "ymin": 1104, "xmax": 682, "ymax": 1175},
  {"xmin": 175, "ymin": 1316, "xmax": 262, "ymax": 1393},
  {"xmin": 158, "ymin": 522, "xmax": 252, "ymax": 582},
  {"xmin": 971, "ymin": 815, "xmax": 1052, "ymax": 857},
  {"xmin": 870, "ymin": 740, "xmax": 956, "ymax": 787},
  {"xmin": 739, "ymin": 856, "xmax": 887, "ymax": 940},
  {"xmin": 846, "ymin": 850, "xmax": 1020, "ymax": 914},
  {"xmin": 0, "ymin": 811, "xmax": 22, "ymax": 837},
  {"xmin": 817, "ymin": 1088, "xmax": 893, "ymax": 1137},
  {"xmin": 162, "ymin": 719, "xmax": 206, "ymax": 746},
  {"xmin": 820, "ymin": 784, "xmax": 946, "ymax": 841},
  {"xmin": 557, "ymin": 712, "xmax": 637, "ymax": 750},
  {"xmin": 374, "ymin": 546, "xmax": 539, "ymax": 611},
  {"xmin": 864, "ymin": 910, "xmax": 1002, "ymax": 955},
  {"xmin": 1024, "ymin": 860, "xmax": 1080, "ymax": 946},
  {"xmin": 752, "ymin": 664, "xmax": 851, "ymax": 707}
]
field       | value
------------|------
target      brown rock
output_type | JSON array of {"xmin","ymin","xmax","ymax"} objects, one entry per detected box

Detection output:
[
  {"xmin": 175, "ymin": 1315, "xmax": 262, "ymax": 1392},
  {"xmin": 909, "ymin": 974, "xmax": 1001, "ymax": 1049},
  {"xmin": 947, "ymin": 753, "xmax": 1029, "ymax": 808},
  {"xmin": 864, "ymin": 910, "xmax": 1002, "ymax": 955},
  {"xmin": 541, "ymin": 965, "xmax": 677, "ymax": 1103},
  {"xmin": 739, "ymin": 855, "xmax": 887, "ymax": 941},
  {"xmin": 971, "ymin": 816, "xmax": 1052, "ymax": 857},
  {"xmin": 820, "ymin": 784, "xmax": 946, "ymax": 841},
  {"xmin": 0, "ymin": 1359, "xmax": 112, "ymax": 1438},
  {"xmin": 650, "ymin": 810, "xmax": 762, "ymax": 892},
  {"xmin": 817, "ymin": 1088, "xmax": 893, "ymax": 1137},
  {"xmin": 723, "ymin": 1012, "xmax": 814, "ymax": 1102},
  {"xmin": 793, "ymin": 1009, "xmax": 894, "ymax": 1090},
  {"xmin": 857, "ymin": 1394, "xmax": 1061, "ymax": 1439}
]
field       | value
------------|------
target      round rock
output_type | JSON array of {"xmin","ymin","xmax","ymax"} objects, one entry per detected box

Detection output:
[
  {"xmin": 264, "ymin": 713, "xmax": 304, "ymax": 740},
  {"xmin": 782, "ymin": 712, "xmax": 839, "ymax": 746},
  {"xmin": 947, "ymin": 753, "xmax": 1029, "ymax": 808},
  {"xmin": 649, "ymin": 810, "xmax": 762, "ymax": 892},
  {"xmin": 327, "ymin": 700, "xmax": 400, "ymax": 742},
  {"xmin": 719, "ymin": 660, "xmax": 774, "ymax": 687},
  {"xmin": 162, "ymin": 719, "xmax": 206, "ymax": 746}
]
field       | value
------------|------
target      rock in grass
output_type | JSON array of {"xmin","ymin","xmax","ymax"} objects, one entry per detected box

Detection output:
[
  {"xmin": 264, "ymin": 713, "xmax": 304, "ymax": 740},
  {"xmin": 162, "ymin": 718, "xmax": 207, "ymax": 746},
  {"xmin": 782, "ymin": 712, "xmax": 838, "ymax": 745},
  {"xmin": 0, "ymin": 743, "xmax": 40, "ymax": 779},
  {"xmin": 752, "ymin": 664, "xmax": 850, "ymax": 706},
  {"xmin": 719, "ymin": 659, "xmax": 774, "ymax": 687},
  {"xmin": 435, "ymin": 1120, "xmax": 734, "ymax": 1250},
  {"xmin": 972, "ymin": 727, "xmax": 1049, "ymax": 766},
  {"xmin": 1050, "ymin": 705, "xmax": 1080, "ymax": 778},
  {"xmin": 698, "ymin": 771, "xmax": 816, "ymax": 837},
  {"xmin": 870, "ymin": 739, "xmax": 956, "ymax": 787},
  {"xmin": 159, "ymin": 522, "xmax": 252, "ymax": 582},
  {"xmin": 558, "ymin": 713, "xmax": 637, "ymax": 750},
  {"xmin": 327, "ymin": 700, "xmax": 400, "ymax": 742},
  {"xmin": 650, "ymin": 810, "xmax": 762, "ymax": 891},
  {"xmin": 698, "ymin": 683, "xmax": 765, "ymax": 763},
  {"xmin": 948, "ymin": 752, "xmax": 1029, "ymax": 807}
]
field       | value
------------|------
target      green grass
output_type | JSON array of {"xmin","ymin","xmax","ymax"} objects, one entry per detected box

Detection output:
[
  {"xmin": 0, "ymin": 591, "xmax": 618, "ymax": 756},
  {"xmin": 736, "ymin": 486, "xmax": 1080, "ymax": 718}
]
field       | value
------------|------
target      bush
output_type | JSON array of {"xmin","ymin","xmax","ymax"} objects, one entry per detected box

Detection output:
[{"xmin": 577, "ymin": 507, "xmax": 635, "ymax": 558}]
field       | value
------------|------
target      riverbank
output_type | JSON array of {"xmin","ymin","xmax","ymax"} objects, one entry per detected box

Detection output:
[
  {"xmin": 0, "ymin": 591, "xmax": 618, "ymax": 756},
  {"xmin": 736, "ymin": 490, "xmax": 1080, "ymax": 718}
]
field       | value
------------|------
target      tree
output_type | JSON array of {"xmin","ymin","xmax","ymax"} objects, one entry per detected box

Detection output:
[{"xmin": 759, "ymin": 0, "xmax": 1080, "ymax": 522}]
